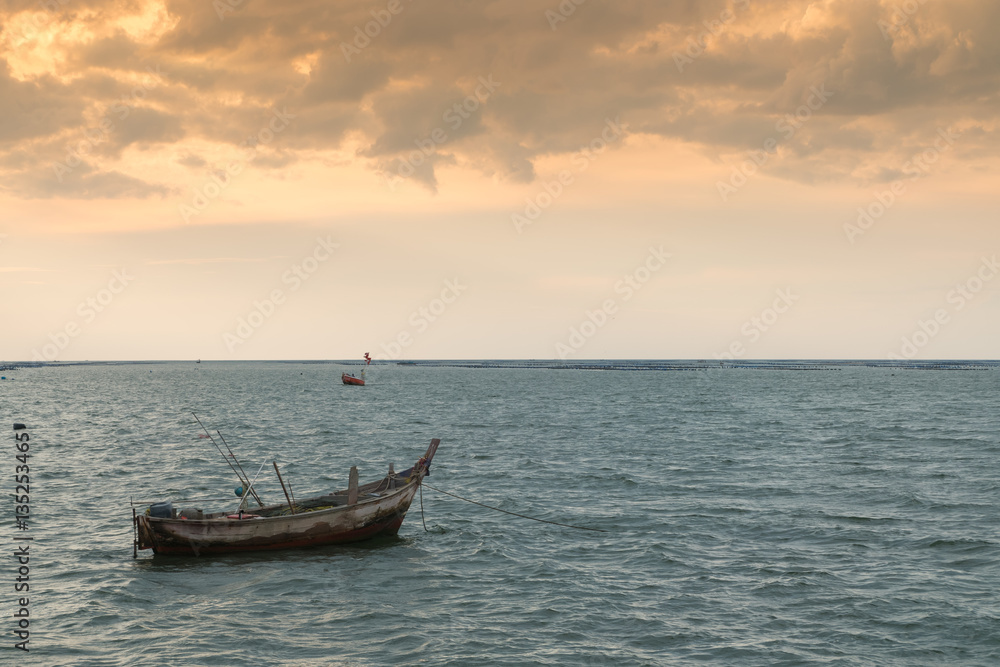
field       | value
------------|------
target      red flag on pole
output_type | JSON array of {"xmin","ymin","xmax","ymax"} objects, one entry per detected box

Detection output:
[{"xmin": 364, "ymin": 352, "xmax": 371, "ymax": 364}]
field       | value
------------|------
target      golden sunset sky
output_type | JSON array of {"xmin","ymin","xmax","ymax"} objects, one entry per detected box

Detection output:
[{"xmin": 1, "ymin": 0, "xmax": 997, "ymax": 361}]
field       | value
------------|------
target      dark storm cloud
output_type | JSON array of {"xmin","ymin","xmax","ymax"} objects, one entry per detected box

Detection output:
[{"xmin": 0, "ymin": 0, "xmax": 996, "ymax": 197}]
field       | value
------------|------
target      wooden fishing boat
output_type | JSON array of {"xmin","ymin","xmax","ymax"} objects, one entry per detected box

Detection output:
[
  {"xmin": 133, "ymin": 439, "xmax": 440, "ymax": 556},
  {"xmin": 341, "ymin": 372, "xmax": 365, "ymax": 386}
]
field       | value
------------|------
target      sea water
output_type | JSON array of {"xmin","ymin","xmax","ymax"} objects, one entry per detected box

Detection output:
[{"xmin": 0, "ymin": 361, "xmax": 997, "ymax": 665}]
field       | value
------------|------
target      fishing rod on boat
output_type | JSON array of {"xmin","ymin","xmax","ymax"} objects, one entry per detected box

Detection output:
[
  {"xmin": 216, "ymin": 429, "xmax": 264, "ymax": 507},
  {"xmin": 192, "ymin": 413, "xmax": 244, "ymax": 482},
  {"xmin": 236, "ymin": 459, "xmax": 269, "ymax": 514},
  {"xmin": 191, "ymin": 412, "xmax": 263, "ymax": 507}
]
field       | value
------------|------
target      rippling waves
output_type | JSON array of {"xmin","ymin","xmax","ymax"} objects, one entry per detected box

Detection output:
[{"xmin": 1, "ymin": 362, "xmax": 998, "ymax": 665}]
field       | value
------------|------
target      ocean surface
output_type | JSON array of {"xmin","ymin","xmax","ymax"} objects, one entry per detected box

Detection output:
[{"xmin": 1, "ymin": 361, "xmax": 998, "ymax": 666}]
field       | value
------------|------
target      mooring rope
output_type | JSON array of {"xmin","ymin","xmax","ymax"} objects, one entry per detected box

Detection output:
[
  {"xmin": 422, "ymin": 483, "xmax": 607, "ymax": 533},
  {"xmin": 419, "ymin": 483, "xmax": 429, "ymax": 532}
]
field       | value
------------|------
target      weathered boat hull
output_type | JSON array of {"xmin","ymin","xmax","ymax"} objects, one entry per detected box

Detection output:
[
  {"xmin": 135, "ymin": 439, "xmax": 438, "ymax": 556},
  {"xmin": 342, "ymin": 373, "xmax": 365, "ymax": 386},
  {"xmin": 137, "ymin": 486, "xmax": 417, "ymax": 556}
]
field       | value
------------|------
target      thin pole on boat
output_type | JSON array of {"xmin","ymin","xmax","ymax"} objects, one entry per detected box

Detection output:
[
  {"xmin": 193, "ymin": 412, "xmax": 244, "ymax": 482},
  {"xmin": 237, "ymin": 459, "xmax": 268, "ymax": 512},
  {"xmin": 131, "ymin": 497, "xmax": 138, "ymax": 558},
  {"xmin": 215, "ymin": 429, "xmax": 263, "ymax": 507},
  {"xmin": 190, "ymin": 412, "xmax": 263, "ymax": 507},
  {"xmin": 272, "ymin": 461, "xmax": 296, "ymax": 514}
]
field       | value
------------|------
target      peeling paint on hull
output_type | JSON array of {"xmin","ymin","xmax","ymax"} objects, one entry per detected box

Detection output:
[
  {"xmin": 138, "ymin": 485, "xmax": 418, "ymax": 556},
  {"xmin": 148, "ymin": 512, "xmax": 408, "ymax": 556}
]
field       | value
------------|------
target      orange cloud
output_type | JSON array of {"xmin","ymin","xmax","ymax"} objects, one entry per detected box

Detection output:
[{"xmin": 0, "ymin": 0, "xmax": 994, "ymax": 215}]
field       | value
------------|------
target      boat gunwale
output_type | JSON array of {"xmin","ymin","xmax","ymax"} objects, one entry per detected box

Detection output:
[{"xmin": 142, "ymin": 476, "xmax": 420, "ymax": 527}]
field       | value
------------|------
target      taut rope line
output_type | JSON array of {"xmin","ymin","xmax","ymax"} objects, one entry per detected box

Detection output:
[{"xmin": 422, "ymin": 483, "xmax": 607, "ymax": 533}]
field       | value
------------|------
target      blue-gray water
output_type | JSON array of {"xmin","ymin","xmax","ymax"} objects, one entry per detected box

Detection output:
[{"xmin": 1, "ymin": 361, "xmax": 998, "ymax": 665}]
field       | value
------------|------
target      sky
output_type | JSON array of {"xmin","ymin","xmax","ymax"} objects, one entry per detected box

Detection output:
[{"xmin": 0, "ymin": 0, "xmax": 997, "ymax": 361}]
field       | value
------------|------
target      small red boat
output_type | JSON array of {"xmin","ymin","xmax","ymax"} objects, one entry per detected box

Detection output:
[{"xmin": 342, "ymin": 352, "xmax": 371, "ymax": 386}]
